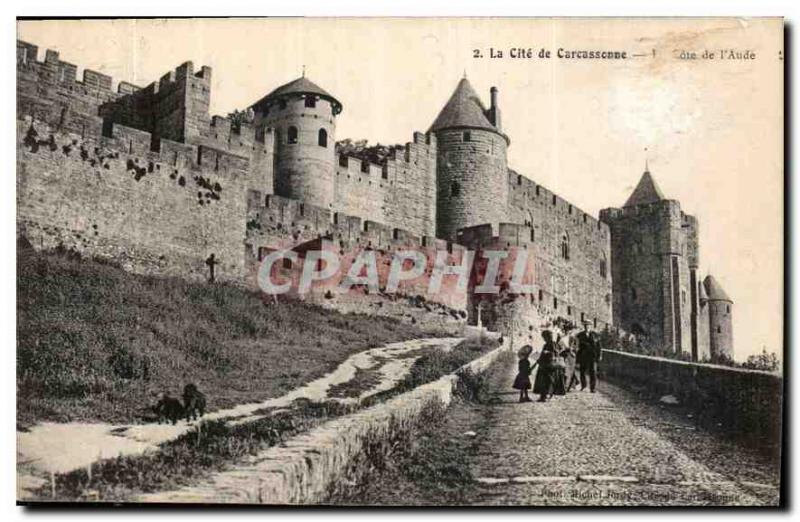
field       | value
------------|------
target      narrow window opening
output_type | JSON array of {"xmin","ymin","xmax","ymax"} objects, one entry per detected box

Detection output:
[
  {"xmin": 318, "ymin": 128, "xmax": 327, "ymax": 147},
  {"xmin": 463, "ymin": 131, "xmax": 471, "ymax": 142},
  {"xmin": 305, "ymin": 96, "xmax": 316, "ymax": 108},
  {"xmin": 287, "ymin": 126, "xmax": 298, "ymax": 144}
]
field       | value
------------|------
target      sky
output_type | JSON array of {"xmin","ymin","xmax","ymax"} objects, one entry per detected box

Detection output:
[{"xmin": 17, "ymin": 18, "xmax": 784, "ymax": 360}]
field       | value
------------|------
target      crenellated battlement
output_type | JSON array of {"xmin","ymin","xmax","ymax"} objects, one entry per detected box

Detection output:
[
  {"xmin": 246, "ymin": 192, "xmax": 464, "ymax": 255},
  {"xmin": 335, "ymin": 132, "xmax": 436, "ymax": 180},
  {"xmin": 17, "ymin": 40, "xmax": 128, "ymax": 95},
  {"xmin": 508, "ymin": 169, "xmax": 610, "ymax": 239}
]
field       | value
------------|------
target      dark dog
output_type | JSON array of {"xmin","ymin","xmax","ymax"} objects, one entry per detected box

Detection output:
[
  {"xmin": 154, "ymin": 392, "xmax": 183, "ymax": 425},
  {"xmin": 182, "ymin": 383, "xmax": 207, "ymax": 421}
]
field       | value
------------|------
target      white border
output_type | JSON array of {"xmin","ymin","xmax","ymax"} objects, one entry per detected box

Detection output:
[{"xmin": 4, "ymin": 1, "xmax": 796, "ymax": 521}]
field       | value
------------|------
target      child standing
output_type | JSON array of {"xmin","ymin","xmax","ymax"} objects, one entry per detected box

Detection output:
[{"xmin": 513, "ymin": 345, "xmax": 534, "ymax": 403}]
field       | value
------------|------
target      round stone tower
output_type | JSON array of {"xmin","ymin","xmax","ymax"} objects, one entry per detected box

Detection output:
[
  {"xmin": 430, "ymin": 78, "xmax": 509, "ymax": 241},
  {"xmin": 251, "ymin": 76, "xmax": 342, "ymax": 209},
  {"xmin": 703, "ymin": 275, "xmax": 734, "ymax": 360}
]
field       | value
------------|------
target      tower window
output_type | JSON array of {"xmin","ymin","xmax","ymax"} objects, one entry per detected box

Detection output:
[
  {"xmin": 567, "ymin": 306, "xmax": 572, "ymax": 316},
  {"xmin": 305, "ymin": 96, "xmax": 316, "ymax": 108},
  {"xmin": 560, "ymin": 235, "xmax": 570, "ymax": 260},
  {"xmin": 463, "ymin": 131, "xmax": 471, "ymax": 142},
  {"xmin": 631, "ymin": 288, "xmax": 637, "ymax": 301},
  {"xmin": 530, "ymin": 228, "xmax": 535, "ymax": 242},
  {"xmin": 538, "ymin": 289, "xmax": 543, "ymax": 301},
  {"xmin": 339, "ymin": 155, "xmax": 348, "ymax": 167},
  {"xmin": 600, "ymin": 259, "xmax": 607, "ymax": 278},
  {"xmin": 361, "ymin": 161, "xmax": 370, "ymax": 174},
  {"xmin": 553, "ymin": 297, "xmax": 558, "ymax": 309},
  {"xmin": 287, "ymin": 126, "xmax": 298, "ymax": 144},
  {"xmin": 727, "ymin": 305, "xmax": 730, "ymax": 314},
  {"xmin": 318, "ymin": 128, "xmax": 328, "ymax": 147},
  {"xmin": 451, "ymin": 181, "xmax": 461, "ymax": 197},
  {"xmin": 552, "ymin": 195, "xmax": 557, "ymax": 205},
  {"xmin": 717, "ymin": 326, "xmax": 721, "ymax": 334}
]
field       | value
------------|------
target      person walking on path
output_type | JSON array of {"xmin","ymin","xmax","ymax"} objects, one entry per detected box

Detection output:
[
  {"xmin": 562, "ymin": 335, "xmax": 579, "ymax": 392},
  {"xmin": 550, "ymin": 334, "xmax": 568, "ymax": 397},
  {"xmin": 533, "ymin": 330, "xmax": 558, "ymax": 402},
  {"xmin": 576, "ymin": 321, "xmax": 602, "ymax": 392},
  {"xmin": 512, "ymin": 345, "xmax": 534, "ymax": 403}
]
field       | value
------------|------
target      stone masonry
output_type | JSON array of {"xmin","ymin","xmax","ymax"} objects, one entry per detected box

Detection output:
[{"xmin": 15, "ymin": 40, "xmax": 733, "ymax": 359}]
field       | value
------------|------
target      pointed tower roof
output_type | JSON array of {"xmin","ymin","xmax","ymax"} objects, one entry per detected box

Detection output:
[
  {"xmin": 251, "ymin": 76, "xmax": 342, "ymax": 114},
  {"xmin": 429, "ymin": 78, "xmax": 505, "ymax": 140},
  {"xmin": 703, "ymin": 275, "xmax": 732, "ymax": 302},
  {"xmin": 624, "ymin": 170, "xmax": 666, "ymax": 207},
  {"xmin": 698, "ymin": 279, "xmax": 708, "ymax": 301}
]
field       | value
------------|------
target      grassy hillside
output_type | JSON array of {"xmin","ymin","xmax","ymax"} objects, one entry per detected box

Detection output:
[{"xmin": 17, "ymin": 248, "xmax": 450, "ymax": 426}]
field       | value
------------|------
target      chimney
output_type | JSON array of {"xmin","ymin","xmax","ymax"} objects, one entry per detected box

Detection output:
[{"xmin": 488, "ymin": 86, "xmax": 502, "ymax": 131}]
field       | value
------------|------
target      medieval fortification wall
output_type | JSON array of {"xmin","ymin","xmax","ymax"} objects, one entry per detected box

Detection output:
[{"xmin": 16, "ymin": 39, "xmax": 732, "ymax": 358}]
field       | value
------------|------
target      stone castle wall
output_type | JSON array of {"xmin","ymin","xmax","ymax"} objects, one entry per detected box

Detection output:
[
  {"xmin": 17, "ymin": 117, "xmax": 249, "ymax": 282},
  {"xmin": 18, "ymin": 42, "xmax": 624, "ymax": 342},
  {"xmin": 435, "ymin": 128, "xmax": 509, "ymax": 241},
  {"xmin": 334, "ymin": 132, "xmax": 437, "ymax": 239},
  {"xmin": 244, "ymin": 192, "xmax": 469, "ymax": 314},
  {"xmin": 458, "ymin": 218, "xmax": 613, "ymax": 347},
  {"xmin": 601, "ymin": 201, "xmax": 701, "ymax": 355},
  {"xmin": 602, "ymin": 350, "xmax": 781, "ymax": 452},
  {"xmin": 256, "ymin": 96, "xmax": 337, "ymax": 209},
  {"xmin": 708, "ymin": 300, "xmax": 734, "ymax": 360}
]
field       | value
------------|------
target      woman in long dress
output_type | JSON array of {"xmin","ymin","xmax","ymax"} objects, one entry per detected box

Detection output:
[
  {"xmin": 550, "ymin": 338, "xmax": 567, "ymax": 397},
  {"xmin": 533, "ymin": 330, "xmax": 558, "ymax": 402}
]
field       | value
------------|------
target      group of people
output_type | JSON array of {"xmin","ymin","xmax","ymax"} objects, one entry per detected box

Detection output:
[{"xmin": 513, "ymin": 321, "xmax": 602, "ymax": 403}]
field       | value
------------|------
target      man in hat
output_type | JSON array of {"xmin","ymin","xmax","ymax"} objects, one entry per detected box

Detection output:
[{"xmin": 575, "ymin": 321, "xmax": 601, "ymax": 393}]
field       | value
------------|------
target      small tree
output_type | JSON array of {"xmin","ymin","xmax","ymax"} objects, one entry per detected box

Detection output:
[{"xmin": 741, "ymin": 347, "xmax": 781, "ymax": 372}]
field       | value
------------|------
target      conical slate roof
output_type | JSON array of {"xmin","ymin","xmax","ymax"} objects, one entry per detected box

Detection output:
[
  {"xmin": 251, "ymin": 76, "xmax": 342, "ymax": 113},
  {"xmin": 624, "ymin": 170, "xmax": 666, "ymax": 207},
  {"xmin": 698, "ymin": 279, "xmax": 708, "ymax": 301},
  {"xmin": 703, "ymin": 275, "xmax": 732, "ymax": 302},
  {"xmin": 429, "ymin": 78, "xmax": 498, "ymax": 134}
]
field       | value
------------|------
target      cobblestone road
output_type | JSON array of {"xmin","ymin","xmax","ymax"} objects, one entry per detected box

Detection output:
[{"xmin": 466, "ymin": 361, "xmax": 780, "ymax": 506}]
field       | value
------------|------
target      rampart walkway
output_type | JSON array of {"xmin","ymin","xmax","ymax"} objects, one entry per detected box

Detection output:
[{"xmin": 464, "ymin": 361, "xmax": 780, "ymax": 506}]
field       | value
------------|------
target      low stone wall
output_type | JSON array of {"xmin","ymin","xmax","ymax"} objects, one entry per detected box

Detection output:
[
  {"xmin": 601, "ymin": 350, "xmax": 783, "ymax": 448},
  {"xmin": 138, "ymin": 335, "xmax": 510, "ymax": 504}
]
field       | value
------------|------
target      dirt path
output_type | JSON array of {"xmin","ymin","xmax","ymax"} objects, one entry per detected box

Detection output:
[
  {"xmin": 465, "ymin": 361, "xmax": 780, "ymax": 506},
  {"xmin": 17, "ymin": 337, "xmax": 462, "ymax": 497}
]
